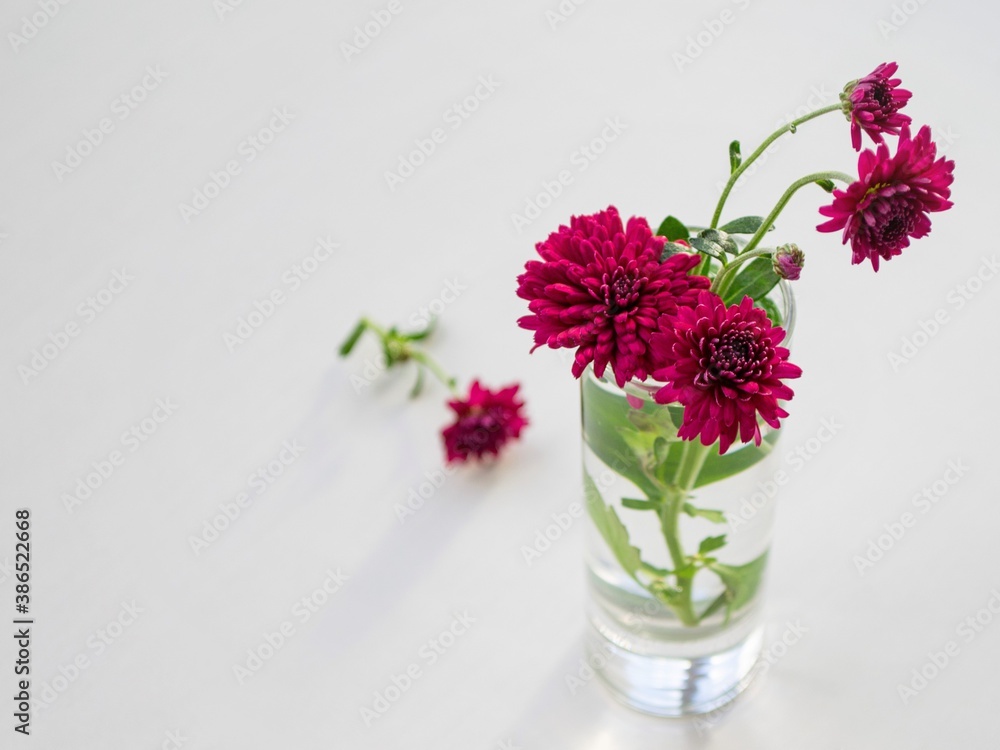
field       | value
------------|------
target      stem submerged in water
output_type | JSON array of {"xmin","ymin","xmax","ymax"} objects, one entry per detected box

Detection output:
[{"xmin": 655, "ymin": 441, "xmax": 713, "ymax": 626}]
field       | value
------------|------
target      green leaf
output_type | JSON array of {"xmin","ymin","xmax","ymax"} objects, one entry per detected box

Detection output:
[
  {"xmin": 758, "ymin": 295, "xmax": 783, "ymax": 327},
  {"xmin": 660, "ymin": 241, "xmax": 691, "ymax": 261},
  {"xmin": 699, "ymin": 591, "xmax": 730, "ymax": 621},
  {"xmin": 404, "ymin": 317, "xmax": 437, "ymax": 341},
  {"xmin": 708, "ymin": 551, "xmax": 769, "ymax": 612},
  {"xmin": 673, "ymin": 562, "xmax": 697, "ymax": 583},
  {"xmin": 718, "ymin": 216, "xmax": 768, "ymax": 235},
  {"xmin": 622, "ymin": 497, "xmax": 659, "ymax": 511},
  {"xmin": 656, "ymin": 216, "xmax": 690, "ymax": 242},
  {"xmin": 815, "ymin": 179, "xmax": 836, "ymax": 193},
  {"xmin": 618, "ymin": 424, "xmax": 658, "ymax": 459},
  {"xmin": 653, "ymin": 436, "xmax": 670, "ymax": 465},
  {"xmin": 649, "ymin": 580, "xmax": 685, "ymax": 607},
  {"xmin": 641, "ymin": 561, "xmax": 672, "ymax": 577},
  {"xmin": 683, "ymin": 503, "xmax": 727, "ymax": 524},
  {"xmin": 409, "ymin": 365, "xmax": 425, "ymax": 398},
  {"xmin": 722, "ymin": 257, "xmax": 780, "ymax": 307},
  {"xmin": 694, "ymin": 429, "xmax": 781, "ymax": 489},
  {"xmin": 622, "ymin": 402, "xmax": 686, "ymax": 488},
  {"xmin": 584, "ymin": 472, "xmax": 643, "ymax": 581},
  {"xmin": 729, "ymin": 140, "xmax": 742, "ymax": 173},
  {"xmin": 627, "ymin": 402, "xmax": 682, "ymax": 436},
  {"xmin": 618, "ymin": 422, "xmax": 682, "ymax": 489},
  {"xmin": 698, "ymin": 535, "xmax": 728, "ymax": 555},
  {"xmin": 338, "ymin": 320, "xmax": 367, "ymax": 357},
  {"xmin": 581, "ymin": 375, "xmax": 662, "ymax": 499},
  {"xmin": 697, "ymin": 228, "xmax": 738, "ymax": 255},
  {"xmin": 689, "ymin": 236, "xmax": 725, "ymax": 260},
  {"xmin": 654, "ymin": 440, "xmax": 685, "ymax": 487}
]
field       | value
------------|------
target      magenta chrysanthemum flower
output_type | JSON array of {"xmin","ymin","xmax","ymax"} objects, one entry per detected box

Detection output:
[
  {"xmin": 649, "ymin": 292, "xmax": 801, "ymax": 455},
  {"xmin": 817, "ymin": 125, "xmax": 954, "ymax": 271},
  {"xmin": 441, "ymin": 381, "xmax": 527, "ymax": 463},
  {"xmin": 843, "ymin": 61, "xmax": 912, "ymax": 151},
  {"xmin": 516, "ymin": 207, "xmax": 710, "ymax": 387}
]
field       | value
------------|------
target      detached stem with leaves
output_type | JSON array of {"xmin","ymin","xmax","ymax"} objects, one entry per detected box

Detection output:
[
  {"xmin": 409, "ymin": 350, "xmax": 459, "ymax": 395},
  {"xmin": 338, "ymin": 317, "xmax": 458, "ymax": 396}
]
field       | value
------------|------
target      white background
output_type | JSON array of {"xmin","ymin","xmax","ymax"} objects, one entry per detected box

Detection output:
[{"xmin": 1, "ymin": 0, "xmax": 998, "ymax": 747}]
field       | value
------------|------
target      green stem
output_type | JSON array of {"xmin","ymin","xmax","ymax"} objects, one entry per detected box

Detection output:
[
  {"xmin": 658, "ymin": 496, "xmax": 697, "ymax": 626},
  {"xmin": 676, "ymin": 441, "xmax": 712, "ymax": 494},
  {"xmin": 657, "ymin": 441, "xmax": 713, "ymax": 626},
  {"xmin": 661, "ymin": 492, "xmax": 688, "ymax": 573},
  {"xmin": 409, "ymin": 350, "xmax": 458, "ymax": 395},
  {"xmin": 710, "ymin": 249, "xmax": 773, "ymax": 296},
  {"xmin": 695, "ymin": 254, "xmax": 714, "ymax": 278},
  {"xmin": 359, "ymin": 317, "xmax": 387, "ymax": 339},
  {"xmin": 741, "ymin": 170, "xmax": 854, "ymax": 255},
  {"xmin": 710, "ymin": 103, "xmax": 844, "ymax": 229}
]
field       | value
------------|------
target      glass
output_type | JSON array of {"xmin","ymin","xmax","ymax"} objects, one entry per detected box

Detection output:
[{"xmin": 581, "ymin": 282, "xmax": 795, "ymax": 716}]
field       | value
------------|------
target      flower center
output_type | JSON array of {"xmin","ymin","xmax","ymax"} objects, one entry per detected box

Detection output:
[
  {"xmin": 455, "ymin": 409, "xmax": 503, "ymax": 451},
  {"xmin": 602, "ymin": 268, "xmax": 642, "ymax": 315},
  {"xmin": 870, "ymin": 78, "xmax": 895, "ymax": 111},
  {"xmin": 700, "ymin": 330, "xmax": 761, "ymax": 386},
  {"xmin": 872, "ymin": 202, "xmax": 916, "ymax": 248}
]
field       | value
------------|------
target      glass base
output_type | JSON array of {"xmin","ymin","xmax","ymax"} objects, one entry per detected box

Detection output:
[{"xmin": 585, "ymin": 618, "xmax": 763, "ymax": 717}]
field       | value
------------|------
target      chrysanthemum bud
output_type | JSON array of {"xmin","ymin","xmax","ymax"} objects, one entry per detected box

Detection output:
[{"xmin": 772, "ymin": 244, "xmax": 805, "ymax": 281}]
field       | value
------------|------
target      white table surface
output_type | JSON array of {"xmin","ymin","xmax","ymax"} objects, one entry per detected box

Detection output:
[{"xmin": 2, "ymin": 0, "xmax": 998, "ymax": 747}]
